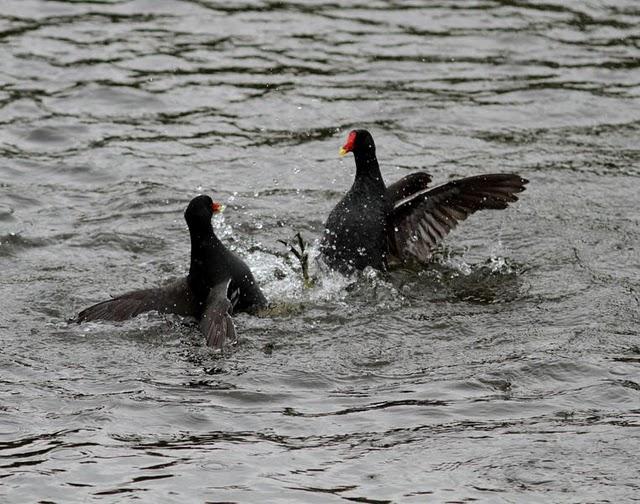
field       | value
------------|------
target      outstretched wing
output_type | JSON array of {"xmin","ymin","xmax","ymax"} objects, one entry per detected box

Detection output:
[
  {"xmin": 390, "ymin": 174, "xmax": 528, "ymax": 263},
  {"xmin": 385, "ymin": 172, "xmax": 432, "ymax": 203},
  {"xmin": 199, "ymin": 279, "xmax": 238, "ymax": 349},
  {"xmin": 75, "ymin": 277, "xmax": 196, "ymax": 322}
]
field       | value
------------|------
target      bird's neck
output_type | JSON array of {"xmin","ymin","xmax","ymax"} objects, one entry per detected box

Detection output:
[
  {"xmin": 354, "ymin": 151, "xmax": 385, "ymax": 190},
  {"xmin": 188, "ymin": 224, "xmax": 222, "ymax": 296}
]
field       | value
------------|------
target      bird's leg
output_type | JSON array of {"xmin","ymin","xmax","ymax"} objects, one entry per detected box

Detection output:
[{"xmin": 278, "ymin": 232, "xmax": 313, "ymax": 288}]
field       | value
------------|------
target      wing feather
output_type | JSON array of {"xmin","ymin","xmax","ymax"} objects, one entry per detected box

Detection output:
[
  {"xmin": 385, "ymin": 172, "xmax": 432, "ymax": 202},
  {"xmin": 75, "ymin": 277, "xmax": 196, "ymax": 322},
  {"xmin": 390, "ymin": 174, "xmax": 528, "ymax": 262}
]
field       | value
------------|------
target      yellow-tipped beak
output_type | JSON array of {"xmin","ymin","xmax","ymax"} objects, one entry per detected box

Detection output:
[{"xmin": 339, "ymin": 147, "xmax": 348, "ymax": 157}]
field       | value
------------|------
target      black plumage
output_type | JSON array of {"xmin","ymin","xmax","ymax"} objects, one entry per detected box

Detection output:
[{"xmin": 75, "ymin": 195, "xmax": 266, "ymax": 348}]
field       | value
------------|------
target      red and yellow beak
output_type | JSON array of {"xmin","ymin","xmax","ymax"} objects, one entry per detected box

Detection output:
[
  {"xmin": 339, "ymin": 130, "xmax": 357, "ymax": 157},
  {"xmin": 211, "ymin": 201, "xmax": 225, "ymax": 214}
]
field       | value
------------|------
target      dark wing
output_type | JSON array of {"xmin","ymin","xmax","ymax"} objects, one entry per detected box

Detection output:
[
  {"xmin": 385, "ymin": 172, "xmax": 432, "ymax": 203},
  {"xmin": 227, "ymin": 253, "xmax": 268, "ymax": 314},
  {"xmin": 199, "ymin": 280, "xmax": 239, "ymax": 349},
  {"xmin": 390, "ymin": 174, "xmax": 528, "ymax": 263},
  {"xmin": 75, "ymin": 277, "xmax": 196, "ymax": 322}
]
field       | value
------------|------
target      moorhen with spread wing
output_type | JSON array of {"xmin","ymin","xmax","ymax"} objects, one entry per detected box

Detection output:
[
  {"xmin": 75, "ymin": 195, "xmax": 267, "ymax": 348},
  {"xmin": 320, "ymin": 129, "xmax": 528, "ymax": 273}
]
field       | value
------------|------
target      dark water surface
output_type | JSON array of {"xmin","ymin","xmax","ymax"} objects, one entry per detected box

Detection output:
[{"xmin": 1, "ymin": 0, "xmax": 639, "ymax": 502}]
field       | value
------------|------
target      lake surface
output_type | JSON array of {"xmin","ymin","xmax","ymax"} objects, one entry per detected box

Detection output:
[{"xmin": 1, "ymin": 0, "xmax": 639, "ymax": 502}]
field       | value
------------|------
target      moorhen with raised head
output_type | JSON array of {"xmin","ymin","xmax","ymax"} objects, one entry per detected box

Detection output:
[
  {"xmin": 75, "ymin": 195, "xmax": 267, "ymax": 348},
  {"xmin": 320, "ymin": 129, "xmax": 528, "ymax": 273}
]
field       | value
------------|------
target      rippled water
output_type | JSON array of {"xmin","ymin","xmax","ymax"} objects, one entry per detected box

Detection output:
[{"xmin": 2, "ymin": 0, "xmax": 639, "ymax": 502}]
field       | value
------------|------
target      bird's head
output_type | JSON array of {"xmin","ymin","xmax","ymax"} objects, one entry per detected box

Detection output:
[
  {"xmin": 185, "ymin": 195, "xmax": 224, "ymax": 228},
  {"xmin": 339, "ymin": 129, "xmax": 376, "ymax": 158}
]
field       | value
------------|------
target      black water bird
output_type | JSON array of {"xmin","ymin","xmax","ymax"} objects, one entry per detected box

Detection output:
[
  {"xmin": 320, "ymin": 129, "xmax": 528, "ymax": 273},
  {"xmin": 75, "ymin": 195, "xmax": 267, "ymax": 348}
]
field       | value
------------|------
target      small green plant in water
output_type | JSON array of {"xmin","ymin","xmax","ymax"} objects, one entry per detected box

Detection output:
[{"xmin": 279, "ymin": 232, "xmax": 315, "ymax": 289}]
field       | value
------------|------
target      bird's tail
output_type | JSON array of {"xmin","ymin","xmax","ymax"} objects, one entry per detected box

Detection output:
[{"xmin": 199, "ymin": 279, "xmax": 238, "ymax": 349}]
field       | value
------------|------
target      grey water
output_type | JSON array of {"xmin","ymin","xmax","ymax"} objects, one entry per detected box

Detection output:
[{"xmin": 1, "ymin": 0, "xmax": 639, "ymax": 502}]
